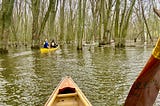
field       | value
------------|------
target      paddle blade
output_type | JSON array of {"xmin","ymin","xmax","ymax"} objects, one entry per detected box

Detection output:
[{"xmin": 124, "ymin": 38, "xmax": 160, "ymax": 106}]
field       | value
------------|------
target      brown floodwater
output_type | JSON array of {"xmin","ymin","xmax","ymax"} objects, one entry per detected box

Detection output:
[{"xmin": 0, "ymin": 45, "xmax": 159, "ymax": 106}]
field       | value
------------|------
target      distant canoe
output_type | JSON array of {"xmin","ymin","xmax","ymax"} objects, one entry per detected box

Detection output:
[
  {"xmin": 45, "ymin": 76, "xmax": 92, "ymax": 106},
  {"xmin": 40, "ymin": 46, "xmax": 58, "ymax": 53}
]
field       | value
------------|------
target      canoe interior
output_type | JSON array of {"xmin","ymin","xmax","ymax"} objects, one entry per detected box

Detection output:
[
  {"xmin": 45, "ymin": 77, "xmax": 92, "ymax": 106},
  {"xmin": 50, "ymin": 87, "xmax": 85, "ymax": 106}
]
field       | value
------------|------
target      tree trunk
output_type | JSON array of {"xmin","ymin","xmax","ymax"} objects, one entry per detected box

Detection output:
[
  {"xmin": 49, "ymin": 0, "xmax": 58, "ymax": 41},
  {"xmin": 0, "ymin": 0, "xmax": 14, "ymax": 53},
  {"xmin": 121, "ymin": 0, "xmax": 136, "ymax": 47},
  {"xmin": 89, "ymin": 0, "xmax": 99, "ymax": 45},
  {"xmin": 38, "ymin": 0, "xmax": 55, "ymax": 38},
  {"xmin": 31, "ymin": 0, "xmax": 40, "ymax": 49},
  {"xmin": 24, "ymin": 0, "xmax": 28, "ymax": 46},
  {"xmin": 99, "ymin": 0, "xmax": 104, "ymax": 46},
  {"xmin": 59, "ymin": 0, "xmax": 66, "ymax": 44},
  {"xmin": 103, "ymin": 0, "xmax": 113, "ymax": 44},
  {"xmin": 10, "ymin": 0, "xmax": 22, "ymax": 47},
  {"xmin": 114, "ymin": 0, "xmax": 136, "ymax": 48},
  {"xmin": 114, "ymin": 0, "xmax": 120, "ymax": 47},
  {"xmin": 81, "ymin": 0, "xmax": 87, "ymax": 46},
  {"xmin": 140, "ymin": 0, "xmax": 153, "ymax": 42},
  {"xmin": 66, "ymin": 0, "xmax": 75, "ymax": 44},
  {"xmin": 31, "ymin": 0, "xmax": 55, "ymax": 49},
  {"xmin": 77, "ymin": 0, "xmax": 83, "ymax": 50}
]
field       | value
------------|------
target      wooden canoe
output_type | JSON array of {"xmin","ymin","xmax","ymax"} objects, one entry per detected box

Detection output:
[
  {"xmin": 45, "ymin": 76, "xmax": 92, "ymax": 106},
  {"xmin": 40, "ymin": 46, "xmax": 58, "ymax": 53}
]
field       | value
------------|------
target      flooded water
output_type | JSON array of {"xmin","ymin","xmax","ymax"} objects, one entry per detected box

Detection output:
[{"xmin": 0, "ymin": 45, "xmax": 159, "ymax": 106}]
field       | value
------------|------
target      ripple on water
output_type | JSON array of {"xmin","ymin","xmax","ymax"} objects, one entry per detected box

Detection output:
[{"xmin": 1, "ymin": 46, "xmax": 159, "ymax": 106}]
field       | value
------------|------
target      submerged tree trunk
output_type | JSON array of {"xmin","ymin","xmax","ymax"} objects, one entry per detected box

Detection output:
[
  {"xmin": 49, "ymin": 0, "xmax": 58, "ymax": 41},
  {"xmin": 98, "ymin": 0, "xmax": 104, "ymax": 46},
  {"xmin": 89, "ymin": 0, "xmax": 99, "ymax": 45},
  {"xmin": 140, "ymin": 0, "xmax": 153, "ymax": 42},
  {"xmin": 77, "ymin": 0, "xmax": 83, "ymax": 50},
  {"xmin": 31, "ymin": 0, "xmax": 40, "ymax": 49},
  {"xmin": 114, "ymin": 0, "xmax": 135, "ymax": 48},
  {"xmin": 82, "ymin": 0, "xmax": 86, "ymax": 45},
  {"xmin": 103, "ymin": 0, "xmax": 113, "ymax": 44},
  {"xmin": 0, "ymin": 0, "xmax": 14, "ymax": 54},
  {"xmin": 38, "ymin": 0, "xmax": 55, "ymax": 38},
  {"xmin": 24, "ymin": 0, "xmax": 28, "ymax": 46},
  {"xmin": 11, "ymin": 0, "xmax": 23, "ymax": 47},
  {"xmin": 59, "ymin": 0, "xmax": 66, "ymax": 44},
  {"xmin": 66, "ymin": 0, "xmax": 74, "ymax": 44},
  {"xmin": 121, "ymin": 0, "xmax": 136, "ymax": 47},
  {"xmin": 31, "ymin": 0, "xmax": 55, "ymax": 49},
  {"xmin": 114, "ymin": 0, "xmax": 120, "ymax": 47}
]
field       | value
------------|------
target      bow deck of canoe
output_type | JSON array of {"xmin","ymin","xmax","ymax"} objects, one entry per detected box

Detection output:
[{"xmin": 45, "ymin": 76, "xmax": 92, "ymax": 106}]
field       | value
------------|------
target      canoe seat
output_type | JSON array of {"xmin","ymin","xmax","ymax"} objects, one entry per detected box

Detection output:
[
  {"xmin": 57, "ymin": 92, "xmax": 78, "ymax": 98},
  {"xmin": 56, "ymin": 87, "xmax": 79, "ymax": 106}
]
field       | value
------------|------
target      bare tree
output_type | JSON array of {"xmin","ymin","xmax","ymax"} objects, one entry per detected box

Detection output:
[
  {"xmin": 114, "ymin": 0, "xmax": 136, "ymax": 48},
  {"xmin": 77, "ymin": 0, "xmax": 83, "ymax": 50},
  {"xmin": 59, "ymin": 0, "xmax": 66, "ymax": 44},
  {"xmin": 0, "ymin": 0, "xmax": 14, "ymax": 53},
  {"xmin": 140, "ymin": 0, "xmax": 153, "ymax": 42},
  {"xmin": 31, "ymin": 0, "xmax": 56, "ymax": 49},
  {"xmin": 31, "ymin": 0, "xmax": 40, "ymax": 49},
  {"xmin": 89, "ymin": 0, "xmax": 99, "ymax": 44},
  {"xmin": 49, "ymin": 0, "xmax": 58, "ymax": 41},
  {"xmin": 66, "ymin": 0, "xmax": 76, "ymax": 44}
]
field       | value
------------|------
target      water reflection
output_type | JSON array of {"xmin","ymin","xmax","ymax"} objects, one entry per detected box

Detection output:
[{"xmin": 0, "ymin": 46, "xmax": 159, "ymax": 106}]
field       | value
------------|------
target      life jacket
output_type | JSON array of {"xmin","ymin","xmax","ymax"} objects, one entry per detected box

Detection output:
[{"xmin": 44, "ymin": 41, "xmax": 49, "ymax": 48}]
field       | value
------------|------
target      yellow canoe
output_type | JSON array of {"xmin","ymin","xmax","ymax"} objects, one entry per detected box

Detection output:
[
  {"xmin": 45, "ymin": 76, "xmax": 92, "ymax": 106},
  {"xmin": 40, "ymin": 46, "xmax": 58, "ymax": 53}
]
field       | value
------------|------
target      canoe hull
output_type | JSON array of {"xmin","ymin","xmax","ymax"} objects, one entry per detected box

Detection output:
[
  {"xmin": 40, "ymin": 46, "xmax": 58, "ymax": 53},
  {"xmin": 45, "ymin": 76, "xmax": 92, "ymax": 106}
]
